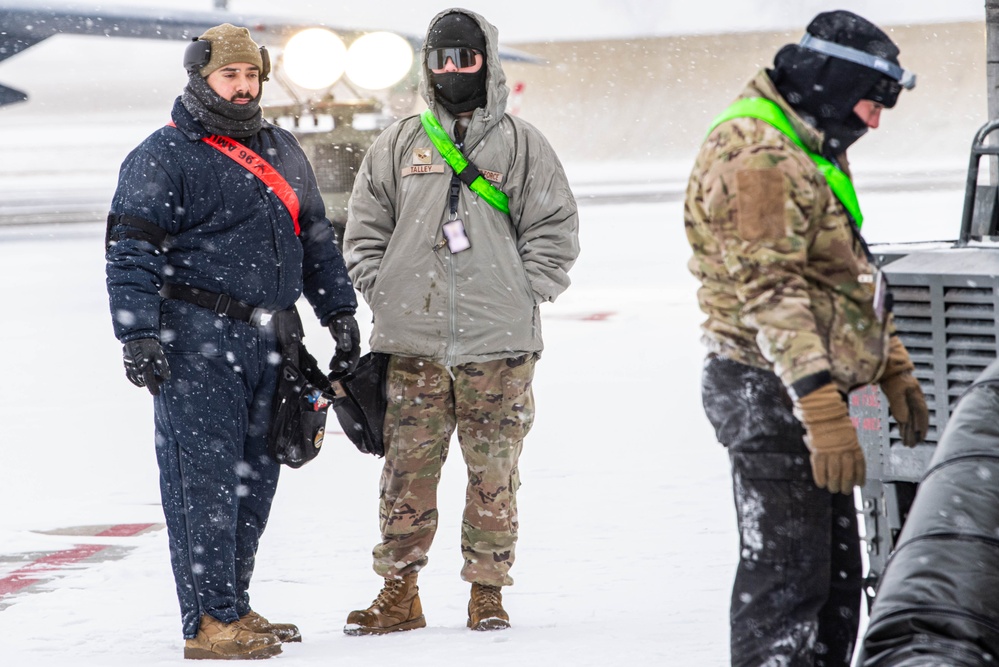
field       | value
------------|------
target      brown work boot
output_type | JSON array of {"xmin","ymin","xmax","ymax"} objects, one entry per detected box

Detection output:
[
  {"xmin": 344, "ymin": 573, "xmax": 426, "ymax": 635},
  {"xmin": 467, "ymin": 583, "xmax": 510, "ymax": 631},
  {"xmin": 183, "ymin": 613, "xmax": 282, "ymax": 660},
  {"xmin": 240, "ymin": 610, "xmax": 302, "ymax": 643}
]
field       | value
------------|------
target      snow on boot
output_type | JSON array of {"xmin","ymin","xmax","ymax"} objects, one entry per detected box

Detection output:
[
  {"xmin": 240, "ymin": 610, "xmax": 302, "ymax": 643},
  {"xmin": 183, "ymin": 613, "xmax": 282, "ymax": 660},
  {"xmin": 344, "ymin": 573, "xmax": 426, "ymax": 635},
  {"xmin": 467, "ymin": 583, "xmax": 511, "ymax": 631}
]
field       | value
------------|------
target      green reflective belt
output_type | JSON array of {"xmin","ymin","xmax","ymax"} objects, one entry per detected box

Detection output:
[
  {"xmin": 707, "ymin": 97, "xmax": 864, "ymax": 229},
  {"xmin": 419, "ymin": 109, "xmax": 510, "ymax": 215}
]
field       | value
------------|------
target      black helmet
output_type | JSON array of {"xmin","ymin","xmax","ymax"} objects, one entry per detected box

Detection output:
[{"xmin": 769, "ymin": 10, "xmax": 915, "ymax": 154}]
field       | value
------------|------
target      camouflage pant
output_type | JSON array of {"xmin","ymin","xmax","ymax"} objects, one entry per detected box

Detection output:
[{"xmin": 372, "ymin": 354, "xmax": 536, "ymax": 586}]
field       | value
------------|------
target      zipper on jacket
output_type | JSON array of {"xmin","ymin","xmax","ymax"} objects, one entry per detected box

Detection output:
[
  {"xmin": 267, "ymin": 184, "xmax": 287, "ymax": 305},
  {"xmin": 443, "ymin": 172, "xmax": 462, "ymax": 367},
  {"xmin": 445, "ymin": 249, "xmax": 458, "ymax": 367},
  {"xmin": 272, "ymin": 142, "xmax": 294, "ymax": 306}
]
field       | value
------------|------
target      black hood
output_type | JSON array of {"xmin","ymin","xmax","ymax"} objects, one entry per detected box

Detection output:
[{"xmin": 768, "ymin": 10, "xmax": 905, "ymax": 155}]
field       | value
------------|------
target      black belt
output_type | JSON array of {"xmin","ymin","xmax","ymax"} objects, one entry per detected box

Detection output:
[{"xmin": 160, "ymin": 284, "xmax": 275, "ymax": 325}]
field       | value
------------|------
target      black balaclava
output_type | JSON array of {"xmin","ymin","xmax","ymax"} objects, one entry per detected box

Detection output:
[
  {"xmin": 426, "ymin": 12, "xmax": 488, "ymax": 115},
  {"xmin": 769, "ymin": 10, "xmax": 903, "ymax": 156}
]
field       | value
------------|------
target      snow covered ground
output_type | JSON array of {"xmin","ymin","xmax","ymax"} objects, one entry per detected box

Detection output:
[
  {"xmin": 0, "ymin": 196, "xmax": 721, "ymax": 666},
  {"xmin": 0, "ymin": 175, "xmax": 968, "ymax": 665}
]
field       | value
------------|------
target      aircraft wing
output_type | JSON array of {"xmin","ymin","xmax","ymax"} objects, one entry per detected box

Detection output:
[{"xmin": 0, "ymin": 3, "xmax": 305, "ymax": 61}]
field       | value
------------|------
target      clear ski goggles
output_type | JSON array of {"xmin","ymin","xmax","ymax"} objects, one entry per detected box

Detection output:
[
  {"xmin": 799, "ymin": 34, "xmax": 916, "ymax": 90},
  {"xmin": 427, "ymin": 47, "xmax": 481, "ymax": 71}
]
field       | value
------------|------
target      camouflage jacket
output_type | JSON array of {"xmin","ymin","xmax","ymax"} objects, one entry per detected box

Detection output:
[{"xmin": 684, "ymin": 69, "xmax": 892, "ymax": 396}]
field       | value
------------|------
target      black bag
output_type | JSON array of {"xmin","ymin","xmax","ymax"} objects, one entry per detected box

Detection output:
[
  {"xmin": 330, "ymin": 352, "xmax": 390, "ymax": 457},
  {"xmin": 267, "ymin": 309, "xmax": 334, "ymax": 468}
]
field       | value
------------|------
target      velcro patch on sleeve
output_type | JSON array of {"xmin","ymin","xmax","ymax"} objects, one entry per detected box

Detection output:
[{"xmin": 735, "ymin": 169, "xmax": 786, "ymax": 241}]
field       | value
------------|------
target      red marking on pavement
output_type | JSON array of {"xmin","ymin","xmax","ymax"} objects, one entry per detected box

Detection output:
[
  {"xmin": 32, "ymin": 544, "xmax": 106, "ymax": 568},
  {"xmin": 548, "ymin": 311, "xmax": 617, "ymax": 322},
  {"xmin": 0, "ymin": 575, "xmax": 40, "ymax": 597},
  {"xmin": 580, "ymin": 312, "xmax": 615, "ymax": 321},
  {"xmin": 95, "ymin": 523, "xmax": 157, "ymax": 537},
  {"xmin": 0, "ymin": 522, "xmax": 164, "ymax": 606},
  {"xmin": 0, "ymin": 544, "xmax": 106, "ymax": 596}
]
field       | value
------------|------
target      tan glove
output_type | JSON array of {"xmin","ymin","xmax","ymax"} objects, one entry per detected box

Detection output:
[
  {"xmin": 793, "ymin": 383, "xmax": 865, "ymax": 495},
  {"xmin": 879, "ymin": 336, "xmax": 929, "ymax": 448}
]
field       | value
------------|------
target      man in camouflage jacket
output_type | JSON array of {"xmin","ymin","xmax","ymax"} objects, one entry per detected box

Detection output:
[{"xmin": 685, "ymin": 11, "xmax": 928, "ymax": 667}]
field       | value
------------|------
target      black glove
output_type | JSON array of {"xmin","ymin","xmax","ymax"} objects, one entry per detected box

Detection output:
[
  {"xmin": 122, "ymin": 338, "xmax": 171, "ymax": 396},
  {"xmin": 328, "ymin": 313, "xmax": 360, "ymax": 377}
]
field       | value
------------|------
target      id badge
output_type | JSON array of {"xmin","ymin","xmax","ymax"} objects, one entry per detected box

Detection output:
[{"xmin": 443, "ymin": 218, "xmax": 471, "ymax": 253}]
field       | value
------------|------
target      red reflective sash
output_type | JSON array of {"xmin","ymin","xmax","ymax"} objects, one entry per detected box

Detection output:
[{"xmin": 166, "ymin": 122, "xmax": 301, "ymax": 234}]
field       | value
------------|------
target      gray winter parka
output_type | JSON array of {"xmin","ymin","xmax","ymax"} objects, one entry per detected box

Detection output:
[{"xmin": 344, "ymin": 8, "xmax": 579, "ymax": 366}]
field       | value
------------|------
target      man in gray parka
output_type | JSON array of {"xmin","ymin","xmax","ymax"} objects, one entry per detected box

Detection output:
[{"xmin": 342, "ymin": 7, "xmax": 579, "ymax": 634}]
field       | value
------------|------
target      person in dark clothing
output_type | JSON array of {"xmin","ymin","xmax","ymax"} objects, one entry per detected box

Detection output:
[
  {"xmin": 105, "ymin": 23, "xmax": 359, "ymax": 660},
  {"xmin": 858, "ymin": 359, "xmax": 999, "ymax": 666},
  {"xmin": 701, "ymin": 359, "xmax": 866, "ymax": 667},
  {"xmin": 685, "ymin": 10, "xmax": 927, "ymax": 667}
]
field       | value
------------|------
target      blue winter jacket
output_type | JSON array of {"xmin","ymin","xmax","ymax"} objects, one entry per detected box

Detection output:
[{"xmin": 106, "ymin": 98, "xmax": 356, "ymax": 342}]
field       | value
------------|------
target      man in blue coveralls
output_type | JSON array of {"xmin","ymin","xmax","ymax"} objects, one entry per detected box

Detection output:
[{"xmin": 105, "ymin": 23, "xmax": 359, "ymax": 660}]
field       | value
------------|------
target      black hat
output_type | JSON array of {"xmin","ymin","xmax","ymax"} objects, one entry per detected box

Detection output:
[
  {"xmin": 769, "ymin": 11, "xmax": 910, "ymax": 153},
  {"xmin": 426, "ymin": 12, "xmax": 486, "ymax": 52}
]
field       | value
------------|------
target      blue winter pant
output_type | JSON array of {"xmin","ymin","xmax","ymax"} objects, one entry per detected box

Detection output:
[
  {"xmin": 701, "ymin": 355, "xmax": 862, "ymax": 667},
  {"xmin": 152, "ymin": 300, "xmax": 281, "ymax": 638}
]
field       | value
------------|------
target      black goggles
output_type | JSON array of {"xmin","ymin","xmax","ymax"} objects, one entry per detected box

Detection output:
[{"xmin": 427, "ymin": 47, "xmax": 480, "ymax": 70}]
